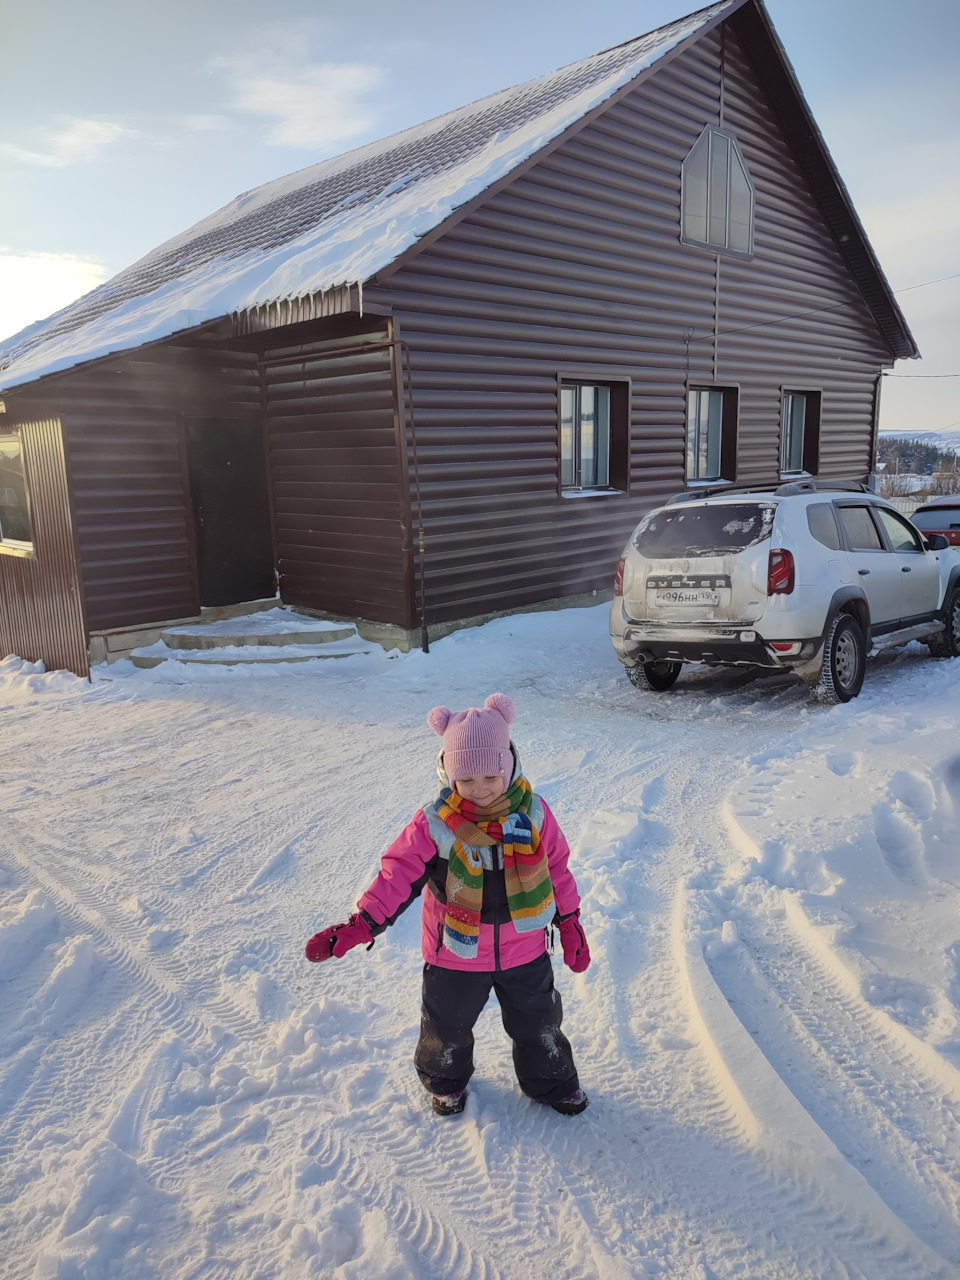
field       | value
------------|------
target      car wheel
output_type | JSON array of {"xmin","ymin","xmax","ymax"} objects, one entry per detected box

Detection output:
[
  {"xmin": 928, "ymin": 584, "xmax": 960, "ymax": 658},
  {"xmin": 626, "ymin": 659, "xmax": 683, "ymax": 692},
  {"xmin": 813, "ymin": 613, "xmax": 866, "ymax": 704}
]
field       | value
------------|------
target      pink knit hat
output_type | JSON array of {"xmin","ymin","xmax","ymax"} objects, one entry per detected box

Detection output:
[{"xmin": 427, "ymin": 693, "xmax": 516, "ymax": 785}]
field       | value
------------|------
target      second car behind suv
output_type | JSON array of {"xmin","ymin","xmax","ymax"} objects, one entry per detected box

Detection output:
[{"xmin": 610, "ymin": 480, "xmax": 960, "ymax": 702}]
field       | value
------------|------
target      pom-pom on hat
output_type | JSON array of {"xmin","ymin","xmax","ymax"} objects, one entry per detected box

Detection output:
[{"xmin": 427, "ymin": 693, "xmax": 516, "ymax": 786}]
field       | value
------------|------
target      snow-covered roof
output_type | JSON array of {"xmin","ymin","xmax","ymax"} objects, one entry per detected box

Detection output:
[{"xmin": 0, "ymin": 1, "xmax": 737, "ymax": 391}]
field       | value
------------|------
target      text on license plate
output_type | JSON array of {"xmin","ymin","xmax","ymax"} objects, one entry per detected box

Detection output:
[{"xmin": 654, "ymin": 589, "xmax": 720, "ymax": 606}]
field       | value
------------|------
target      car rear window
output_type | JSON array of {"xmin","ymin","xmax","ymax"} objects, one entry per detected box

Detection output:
[
  {"xmin": 635, "ymin": 503, "xmax": 776, "ymax": 557},
  {"xmin": 911, "ymin": 507, "xmax": 960, "ymax": 530}
]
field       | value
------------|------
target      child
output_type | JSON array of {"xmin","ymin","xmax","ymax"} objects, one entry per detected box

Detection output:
[{"xmin": 305, "ymin": 693, "xmax": 591, "ymax": 1117}]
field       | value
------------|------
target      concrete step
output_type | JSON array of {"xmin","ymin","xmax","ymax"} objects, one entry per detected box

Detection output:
[
  {"xmin": 130, "ymin": 641, "xmax": 370, "ymax": 668},
  {"xmin": 130, "ymin": 607, "xmax": 373, "ymax": 668},
  {"xmin": 160, "ymin": 608, "xmax": 356, "ymax": 650}
]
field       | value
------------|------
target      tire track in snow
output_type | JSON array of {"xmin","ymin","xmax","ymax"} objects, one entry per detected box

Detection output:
[
  {"xmin": 674, "ymin": 883, "xmax": 955, "ymax": 1278},
  {"xmin": 668, "ymin": 754, "xmax": 960, "ymax": 1277},
  {"xmin": 0, "ymin": 825, "xmax": 259, "ymax": 1181},
  {"xmin": 726, "ymin": 900, "xmax": 960, "ymax": 1255},
  {"xmin": 0, "ymin": 821, "xmax": 516, "ymax": 1279},
  {"xmin": 298, "ymin": 1124, "xmax": 506, "ymax": 1280},
  {"xmin": 719, "ymin": 786, "xmax": 960, "ymax": 1249},
  {"xmin": 737, "ymin": 901, "xmax": 960, "ymax": 1239},
  {"xmin": 569, "ymin": 719, "xmax": 958, "ymax": 1280},
  {"xmin": 5, "ymin": 657, "xmax": 947, "ymax": 1278},
  {"xmin": 2, "ymin": 775, "xmax": 529, "ymax": 1277},
  {"xmin": 1, "ymin": 817, "xmax": 264, "ymax": 1041},
  {"xmin": 516, "ymin": 725, "xmax": 914, "ymax": 1277}
]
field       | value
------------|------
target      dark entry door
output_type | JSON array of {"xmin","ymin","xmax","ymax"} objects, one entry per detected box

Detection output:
[{"xmin": 185, "ymin": 418, "xmax": 275, "ymax": 607}]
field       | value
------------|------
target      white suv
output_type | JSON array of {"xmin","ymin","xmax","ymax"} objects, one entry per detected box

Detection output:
[{"xmin": 609, "ymin": 481, "xmax": 960, "ymax": 702}]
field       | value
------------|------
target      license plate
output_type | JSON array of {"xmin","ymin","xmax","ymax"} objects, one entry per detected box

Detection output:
[{"xmin": 654, "ymin": 588, "xmax": 720, "ymax": 606}]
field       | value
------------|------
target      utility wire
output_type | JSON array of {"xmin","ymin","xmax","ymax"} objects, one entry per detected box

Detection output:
[{"xmin": 893, "ymin": 270, "xmax": 960, "ymax": 294}]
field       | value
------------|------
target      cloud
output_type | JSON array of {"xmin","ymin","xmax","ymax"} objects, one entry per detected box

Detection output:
[
  {"xmin": 0, "ymin": 250, "xmax": 109, "ymax": 344},
  {"xmin": 216, "ymin": 52, "xmax": 381, "ymax": 150},
  {"xmin": 1, "ymin": 118, "xmax": 133, "ymax": 168}
]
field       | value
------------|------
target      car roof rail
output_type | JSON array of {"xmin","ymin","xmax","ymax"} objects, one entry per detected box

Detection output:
[
  {"xmin": 774, "ymin": 479, "xmax": 871, "ymax": 497},
  {"xmin": 664, "ymin": 478, "xmax": 872, "ymax": 506},
  {"xmin": 664, "ymin": 482, "xmax": 774, "ymax": 506}
]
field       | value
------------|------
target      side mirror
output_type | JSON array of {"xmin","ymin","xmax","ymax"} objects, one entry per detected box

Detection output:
[{"xmin": 926, "ymin": 534, "xmax": 950, "ymax": 551}]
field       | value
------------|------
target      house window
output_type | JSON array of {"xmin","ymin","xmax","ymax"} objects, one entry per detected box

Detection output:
[
  {"xmin": 781, "ymin": 390, "xmax": 821, "ymax": 474},
  {"xmin": 682, "ymin": 126, "xmax": 754, "ymax": 255},
  {"xmin": 686, "ymin": 386, "xmax": 738, "ymax": 482},
  {"xmin": 561, "ymin": 383, "xmax": 609, "ymax": 489},
  {"xmin": 558, "ymin": 376, "xmax": 630, "ymax": 495},
  {"xmin": 0, "ymin": 435, "xmax": 34, "ymax": 552}
]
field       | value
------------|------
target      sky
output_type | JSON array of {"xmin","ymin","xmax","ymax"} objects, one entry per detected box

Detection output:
[{"xmin": 1, "ymin": 0, "xmax": 958, "ymax": 436}]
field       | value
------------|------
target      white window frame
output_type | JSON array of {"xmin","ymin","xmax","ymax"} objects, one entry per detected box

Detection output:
[
  {"xmin": 779, "ymin": 388, "xmax": 822, "ymax": 477},
  {"xmin": 560, "ymin": 382, "xmax": 612, "ymax": 492},
  {"xmin": 686, "ymin": 386, "xmax": 738, "ymax": 483},
  {"xmin": 781, "ymin": 392, "xmax": 807, "ymax": 474}
]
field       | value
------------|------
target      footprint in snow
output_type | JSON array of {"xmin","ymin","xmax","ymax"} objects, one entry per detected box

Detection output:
[
  {"xmin": 889, "ymin": 769, "xmax": 935, "ymax": 820},
  {"xmin": 872, "ymin": 802, "xmax": 922, "ymax": 883},
  {"xmin": 940, "ymin": 754, "xmax": 960, "ymax": 804},
  {"xmin": 826, "ymin": 752, "xmax": 859, "ymax": 777}
]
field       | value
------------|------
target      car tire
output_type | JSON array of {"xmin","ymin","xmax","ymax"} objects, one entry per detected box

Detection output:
[
  {"xmin": 813, "ymin": 613, "xmax": 866, "ymax": 704},
  {"xmin": 626, "ymin": 659, "xmax": 683, "ymax": 692},
  {"xmin": 928, "ymin": 584, "xmax": 960, "ymax": 658}
]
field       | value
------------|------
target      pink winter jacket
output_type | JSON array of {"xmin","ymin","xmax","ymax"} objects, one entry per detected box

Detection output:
[{"xmin": 357, "ymin": 798, "xmax": 581, "ymax": 972}]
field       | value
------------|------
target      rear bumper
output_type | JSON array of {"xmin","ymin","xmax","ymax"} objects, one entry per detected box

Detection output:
[{"xmin": 613, "ymin": 624, "xmax": 820, "ymax": 670}]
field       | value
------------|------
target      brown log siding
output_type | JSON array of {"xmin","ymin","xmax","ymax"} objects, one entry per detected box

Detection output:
[
  {"xmin": 261, "ymin": 323, "xmax": 414, "ymax": 626},
  {"xmin": 369, "ymin": 25, "xmax": 894, "ymax": 624},
  {"xmin": 716, "ymin": 29, "xmax": 891, "ymax": 482},
  {"xmin": 5, "ymin": 346, "xmax": 261, "ymax": 633},
  {"xmin": 0, "ymin": 418, "xmax": 88, "ymax": 677}
]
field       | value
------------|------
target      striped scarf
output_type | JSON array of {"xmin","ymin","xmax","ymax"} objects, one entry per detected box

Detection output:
[{"xmin": 437, "ymin": 775, "xmax": 555, "ymax": 960}]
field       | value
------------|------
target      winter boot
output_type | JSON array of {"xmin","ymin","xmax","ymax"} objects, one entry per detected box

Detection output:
[
  {"xmin": 432, "ymin": 1090, "xmax": 466, "ymax": 1116},
  {"xmin": 550, "ymin": 1088, "xmax": 589, "ymax": 1116}
]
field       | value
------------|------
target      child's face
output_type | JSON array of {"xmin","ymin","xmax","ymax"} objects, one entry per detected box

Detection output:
[{"xmin": 454, "ymin": 774, "xmax": 505, "ymax": 806}]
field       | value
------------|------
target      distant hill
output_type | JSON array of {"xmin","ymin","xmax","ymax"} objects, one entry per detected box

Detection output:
[{"xmin": 878, "ymin": 427, "xmax": 960, "ymax": 454}]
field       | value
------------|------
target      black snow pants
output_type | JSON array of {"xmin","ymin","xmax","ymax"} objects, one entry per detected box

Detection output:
[{"xmin": 414, "ymin": 953, "xmax": 579, "ymax": 1104}]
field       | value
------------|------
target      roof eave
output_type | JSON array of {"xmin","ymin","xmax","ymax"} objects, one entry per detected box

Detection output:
[
  {"xmin": 0, "ymin": 316, "xmax": 233, "ymax": 398},
  {"xmin": 232, "ymin": 283, "xmax": 364, "ymax": 335}
]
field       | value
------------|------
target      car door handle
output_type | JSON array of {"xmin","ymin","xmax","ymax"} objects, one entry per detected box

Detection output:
[
  {"xmin": 858, "ymin": 569, "xmax": 870, "ymax": 575},
  {"xmin": 901, "ymin": 566, "xmax": 911, "ymax": 572}
]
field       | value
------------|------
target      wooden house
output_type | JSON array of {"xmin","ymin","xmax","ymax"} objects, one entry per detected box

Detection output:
[{"xmin": 0, "ymin": 0, "xmax": 916, "ymax": 677}]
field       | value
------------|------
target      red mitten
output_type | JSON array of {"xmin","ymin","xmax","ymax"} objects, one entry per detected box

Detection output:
[
  {"xmin": 305, "ymin": 913, "xmax": 373, "ymax": 962},
  {"xmin": 558, "ymin": 912, "xmax": 591, "ymax": 973}
]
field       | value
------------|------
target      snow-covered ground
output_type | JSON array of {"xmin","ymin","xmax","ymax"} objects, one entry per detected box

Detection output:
[{"xmin": 2, "ymin": 603, "xmax": 960, "ymax": 1279}]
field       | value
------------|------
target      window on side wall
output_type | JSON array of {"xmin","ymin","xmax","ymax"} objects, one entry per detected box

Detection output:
[
  {"xmin": 559, "ymin": 380, "xmax": 629, "ymax": 494},
  {"xmin": 682, "ymin": 126, "xmax": 754, "ymax": 255},
  {"xmin": 781, "ymin": 390, "xmax": 821, "ymax": 475},
  {"xmin": 0, "ymin": 434, "xmax": 34, "ymax": 554},
  {"xmin": 686, "ymin": 386, "xmax": 738, "ymax": 483}
]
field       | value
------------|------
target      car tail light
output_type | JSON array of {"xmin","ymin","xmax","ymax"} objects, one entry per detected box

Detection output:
[
  {"xmin": 614, "ymin": 557, "xmax": 625, "ymax": 597},
  {"xmin": 767, "ymin": 548, "xmax": 795, "ymax": 595}
]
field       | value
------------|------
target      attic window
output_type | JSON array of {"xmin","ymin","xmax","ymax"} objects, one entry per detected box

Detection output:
[
  {"xmin": 0, "ymin": 434, "xmax": 34, "ymax": 555},
  {"xmin": 682, "ymin": 126, "xmax": 754, "ymax": 255}
]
